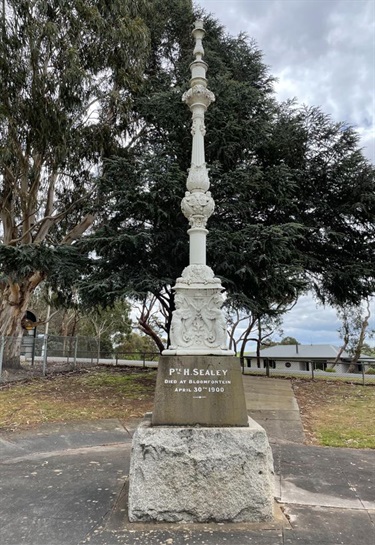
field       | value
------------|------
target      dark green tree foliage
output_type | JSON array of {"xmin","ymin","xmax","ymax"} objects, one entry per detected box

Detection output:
[
  {"xmin": 290, "ymin": 108, "xmax": 375, "ymax": 304},
  {"xmin": 81, "ymin": 0, "xmax": 195, "ymax": 336},
  {"xmin": 83, "ymin": 8, "xmax": 375, "ymax": 348},
  {"xmin": 280, "ymin": 336, "xmax": 300, "ymax": 345},
  {"xmin": 117, "ymin": 332, "xmax": 160, "ymax": 359},
  {"xmin": 0, "ymin": 0, "xmax": 150, "ymax": 366}
]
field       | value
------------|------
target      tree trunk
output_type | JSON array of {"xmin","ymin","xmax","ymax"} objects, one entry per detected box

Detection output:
[
  {"xmin": 256, "ymin": 318, "xmax": 262, "ymax": 370},
  {"xmin": 349, "ymin": 301, "xmax": 371, "ymax": 373},
  {"xmin": 239, "ymin": 320, "xmax": 256, "ymax": 368},
  {"xmin": 60, "ymin": 308, "xmax": 80, "ymax": 355},
  {"xmin": 2, "ymin": 335, "xmax": 23, "ymax": 369},
  {"xmin": 138, "ymin": 317, "xmax": 165, "ymax": 353},
  {"xmin": 97, "ymin": 336, "xmax": 101, "ymax": 363},
  {"xmin": 330, "ymin": 338, "xmax": 349, "ymax": 369},
  {"xmin": 137, "ymin": 292, "xmax": 171, "ymax": 353},
  {"xmin": 0, "ymin": 274, "xmax": 44, "ymax": 369},
  {"xmin": 163, "ymin": 291, "xmax": 174, "ymax": 349},
  {"xmin": 227, "ymin": 309, "xmax": 240, "ymax": 354}
]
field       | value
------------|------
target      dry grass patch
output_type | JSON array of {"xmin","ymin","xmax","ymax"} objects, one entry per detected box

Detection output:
[
  {"xmin": 292, "ymin": 379, "xmax": 375, "ymax": 449},
  {"xmin": 3, "ymin": 368, "xmax": 374, "ymax": 449},
  {"xmin": 0, "ymin": 367, "xmax": 156, "ymax": 431}
]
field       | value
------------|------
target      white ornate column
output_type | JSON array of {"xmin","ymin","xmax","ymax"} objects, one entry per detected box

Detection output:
[
  {"xmin": 164, "ymin": 20, "xmax": 234, "ymax": 356},
  {"xmin": 129, "ymin": 21, "xmax": 274, "ymax": 525}
]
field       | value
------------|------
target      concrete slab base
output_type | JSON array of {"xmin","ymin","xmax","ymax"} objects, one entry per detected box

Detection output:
[{"xmin": 128, "ymin": 415, "xmax": 275, "ymax": 523}]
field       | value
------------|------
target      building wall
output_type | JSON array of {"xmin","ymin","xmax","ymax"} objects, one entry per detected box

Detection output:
[
  {"xmin": 246, "ymin": 358, "xmax": 363, "ymax": 374},
  {"xmin": 246, "ymin": 358, "xmax": 308, "ymax": 371}
]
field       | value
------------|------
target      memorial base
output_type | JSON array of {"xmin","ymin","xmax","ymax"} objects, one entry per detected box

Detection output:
[
  {"xmin": 152, "ymin": 355, "xmax": 248, "ymax": 427},
  {"xmin": 128, "ymin": 415, "xmax": 275, "ymax": 523}
]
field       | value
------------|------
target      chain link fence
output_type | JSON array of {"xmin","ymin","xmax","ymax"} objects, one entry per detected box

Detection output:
[
  {"xmin": 1, "ymin": 335, "xmax": 374, "ymax": 385},
  {"xmin": 0, "ymin": 335, "xmax": 159, "ymax": 383}
]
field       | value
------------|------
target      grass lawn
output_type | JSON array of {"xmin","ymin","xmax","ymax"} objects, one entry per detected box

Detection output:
[
  {"xmin": 1, "ymin": 367, "xmax": 374, "ymax": 449},
  {"xmin": 0, "ymin": 367, "xmax": 156, "ymax": 431},
  {"xmin": 292, "ymin": 379, "xmax": 375, "ymax": 449}
]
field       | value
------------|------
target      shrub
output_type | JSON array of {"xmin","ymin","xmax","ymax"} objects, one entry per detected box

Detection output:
[{"xmin": 324, "ymin": 367, "xmax": 336, "ymax": 373}]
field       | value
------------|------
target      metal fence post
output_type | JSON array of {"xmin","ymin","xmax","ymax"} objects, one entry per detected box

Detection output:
[
  {"xmin": 311, "ymin": 361, "xmax": 314, "ymax": 381},
  {"xmin": 31, "ymin": 329, "xmax": 37, "ymax": 367},
  {"xmin": 362, "ymin": 363, "xmax": 366, "ymax": 386},
  {"xmin": 42, "ymin": 334, "xmax": 48, "ymax": 376},
  {"xmin": 0, "ymin": 337, "xmax": 5, "ymax": 381},
  {"xmin": 73, "ymin": 336, "xmax": 78, "ymax": 370}
]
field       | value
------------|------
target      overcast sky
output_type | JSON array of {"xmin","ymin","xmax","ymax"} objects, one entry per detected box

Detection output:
[
  {"xmin": 199, "ymin": 0, "xmax": 374, "ymax": 163},
  {"xmin": 198, "ymin": 0, "xmax": 375, "ymax": 346}
]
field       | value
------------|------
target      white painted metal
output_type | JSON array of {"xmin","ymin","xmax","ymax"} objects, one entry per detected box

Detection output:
[{"xmin": 164, "ymin": 21, "xmax": 234, "ymax": 356}]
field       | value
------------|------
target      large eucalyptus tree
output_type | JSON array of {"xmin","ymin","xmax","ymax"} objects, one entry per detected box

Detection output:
[{"xmin": 0, "ymin": 0, "xmax": 151, "ymax": 367}]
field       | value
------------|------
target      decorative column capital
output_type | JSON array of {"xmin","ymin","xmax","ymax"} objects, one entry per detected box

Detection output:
[
  {"xmin": 186, "ymin": 163, "xmax": 210, "ymax": 192},
  {"xmin": 182, "ymin": 84, "xmax": 215, "ymax": 109}
]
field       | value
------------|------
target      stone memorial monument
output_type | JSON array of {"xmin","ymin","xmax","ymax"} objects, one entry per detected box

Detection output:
[{"xmin": 128, "ymin": 20, "xmax": 275, "ymax": 523}]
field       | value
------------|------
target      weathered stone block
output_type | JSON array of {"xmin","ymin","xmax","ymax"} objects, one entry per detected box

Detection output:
[
  {"xmin": 152, "ymin": 355, "xmax": 248, "ymax": 427},
  {"xmin": 128, "ymin": 416, "xmax": 275, "ymax": 523}
]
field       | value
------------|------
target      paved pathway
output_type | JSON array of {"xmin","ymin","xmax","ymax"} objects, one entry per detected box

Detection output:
[
  {"xmin": 0, "ymin": 376, "xmax": 374, "ymax": 545},
  {"xmin": 243, "ymin": 375, "xmax": 305, "ymax": 443}
]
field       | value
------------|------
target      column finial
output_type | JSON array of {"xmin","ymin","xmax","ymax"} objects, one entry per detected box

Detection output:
[{"xmin": 192, "ymin": 19, "xmax": 205, "ymax": 61}]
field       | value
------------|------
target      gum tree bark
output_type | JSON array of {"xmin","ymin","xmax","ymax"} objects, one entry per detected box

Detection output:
[{"xmin": 0, "ymin": 273, "xmax": 43, "ymax": 368}]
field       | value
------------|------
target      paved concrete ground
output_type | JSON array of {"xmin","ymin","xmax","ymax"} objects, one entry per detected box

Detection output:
[
  {"xmin": 244, "ymin": 376, "xmax": 305, "ymax": 444},
  {"xmin": 0, "ymin": 376, "xmax": 374, "ymax": 545}
]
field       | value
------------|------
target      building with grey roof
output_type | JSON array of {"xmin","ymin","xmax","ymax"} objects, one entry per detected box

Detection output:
[{"xmin": 246, "ymin": 344, "xmax": 375, "ymax": 374}]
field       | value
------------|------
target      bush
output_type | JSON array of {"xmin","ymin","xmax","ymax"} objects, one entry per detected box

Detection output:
[
  {"xmin": 324, "ymin": 367, "xmax": 336, "ymax": 373},
  {"xmin": 365, "ymin": 367, "xmax": 375, "ymax": 375}
]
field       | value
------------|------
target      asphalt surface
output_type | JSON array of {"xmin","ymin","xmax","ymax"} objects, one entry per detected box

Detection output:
[{"xmin": 0, "ymin": 376, "xmax": 374, "ymax": 545}]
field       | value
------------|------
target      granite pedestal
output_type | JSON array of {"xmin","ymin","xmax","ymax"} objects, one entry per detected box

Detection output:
[
  {"xmin": 128, "ymin": 356, "xmax": 275, "ymax": 523},
  {"xmin": 128, "ymin": 414, "xmax": 274, "ymax": 523}
]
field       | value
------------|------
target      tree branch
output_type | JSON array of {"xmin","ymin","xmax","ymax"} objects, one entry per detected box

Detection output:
[
  {"xmin": 44, "ymin": 170, "xmax": 58, "ymax": 218},
  {"xmin": 62, "ymin": 214, "xmax": 95, "ymax": 245},
  {"xmin": 138, "ymin": 316, "xmax": 165, "ymax": 353}
]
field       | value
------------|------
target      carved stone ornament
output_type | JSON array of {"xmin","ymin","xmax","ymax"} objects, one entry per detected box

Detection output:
[
  {"xmin": 187, "ymin": 216, "xmax": 207, "ymax": 229},
  {"xmin": 169, "ymin": 290, "xmax": 227, "ymax": 350},
  {"xmin": 191, "ymin": 117, "xmax": 206, "ymax": 136},
  {"xmin": 182, "ymin": 85, "xmax": 215, "ymax": 108},
  {"xmin": 181, "ymin": 191, "xmax": 214, "ymax": 227},
  {"xmin": 186, "ymin": 164, "xmax": 210, "ymax": 192},
  {"xmin": 176, "ymin": 264, "xmax": 222, "ymax": 287}
]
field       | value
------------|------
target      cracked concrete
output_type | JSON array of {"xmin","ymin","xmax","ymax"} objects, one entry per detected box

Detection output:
[{"xmin": 0, "ymin": 377, "xmax": 374, "ymax": 544}]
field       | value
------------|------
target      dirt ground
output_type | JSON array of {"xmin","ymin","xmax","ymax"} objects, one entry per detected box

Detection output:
[
  {"xmin": 0, "ymin": 359, "xmax": 97, "ymax": 384},
  {"xmin": 0, "ymin": 366, "xmax": 156, "ymax": 432},
  {"xmin": 292, "ymin": 378, "xmax": 375, "ymax": 448},
  {"xmin": 1, "ymin": 367, "xmax": 374, "ymax": 448}
]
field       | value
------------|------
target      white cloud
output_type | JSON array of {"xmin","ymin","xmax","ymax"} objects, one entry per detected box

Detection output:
[
  {"xmin": 198, "ymin": 0, "xmax": 375, "ymax": 346},
  {"xmin": 239, "ymin": 294, "xmax": 375, "ymax": 349},
  {"xmin": 278, "ymin": 295, "xmax": 341, "ymax": 344},
  {"xmin": 199, "ymin": 0, "xmax": 375, "ymax": 162}
]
